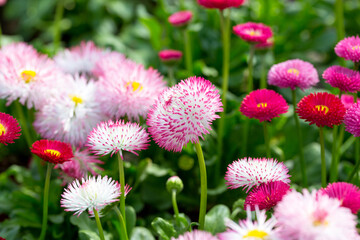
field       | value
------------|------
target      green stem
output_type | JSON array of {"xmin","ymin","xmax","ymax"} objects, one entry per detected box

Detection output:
[
  {"xmin": 194, "ymin": 141, "xmax": 207, "ymax": 230},
  {"xmin": 117, "ymin": 152, "xmax": 127, "ymax": 225},
  {"xmin": 247, "ymin": 44, "xmax": 255, "ymax": 92},
  {"xmin": 183, "ymin": 29, "xmax": 192, "ymax": 74},
  {"xmin": 319, "ymin": 127, "xmax": 327, "ymax": 187},
  {"xmin": 171, "ymin": 190, "xmax": 180, "ymax": 220},
  {"xmin": 39, "ymin": 163, "xmax": 52, "ymax": 240},
  {"xmin": 330, "ymin": 125, "xmax": 338, "ymax": 182},
  {"xmin": 260, "ymin": 55, "xmax": 267, "ymax": 89},
  {"xmin": 53, "ymin": 0, "xmax": 64, "ymax": 55},
  {"xmin": 94, "ymin": 208, "xmax": 106, "ymax": 240},
  {"xmin": 347, "ymin": 138, "xmax": 360, "ymax": 182},
  {"xmin": 291, "ymin": 90, "xmax": 307, "ymax": 187},
  {"xmin": 263, "ymin": 121, "xmax": 270, "ymax": 158},
  {"xmin": 168, "ymin": 67, "xmax": 175, "ymax": 86},
  {"xmin": 335, "ymin": 0, "xmax": 345, "ymax": 66},
  {"xmin": 114, "ymin": 207, "xmax": 129, "ymax": 240},
  {"xmin": 240, "ymin": 119, "xmax": 250, "ymax": 157}
]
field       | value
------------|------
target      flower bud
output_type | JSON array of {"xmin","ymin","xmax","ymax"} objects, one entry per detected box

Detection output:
[{"xmin": 166, "ymin": 176, "xmax": 184, "ymax": 194}]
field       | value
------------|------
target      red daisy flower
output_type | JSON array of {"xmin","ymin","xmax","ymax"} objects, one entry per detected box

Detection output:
[
  {"xmin": 240, "ymin": 89, "xmax": 288, "ymax": 122},
  {"xmin": 31, "ymin": 139, "xmax": 73, "ymax": 164},
  {"xmin": 244, "ymin": 181, "xmax": 290, "ymax": 211},
  {"xmin": 296, "ymin": 92, "xmax": 346, "ymax": 128},
  {"xmin": 0, "ymin": 112, "xmax": 21, "ymax": 145}
]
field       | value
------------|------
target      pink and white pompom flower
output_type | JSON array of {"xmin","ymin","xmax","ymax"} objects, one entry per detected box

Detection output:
[
  {"xmin": 171, "ymin": 230, "xmax": 218, "ymax": 240},
  {"xmin": 225, "ymin": 157, "xmax": 290, "ymax": 192},
  {"xmin": 323, "ymin": 65, "xmax": 360, "ymax": 92},
  {"xmin": 233, "ymin": 22, "xmax": 273, "ymax": 44},
  {"xmin": 268, "ymin": 59, "xmax": 319, "ymax": 90},
  {"xmin": 147, "ymin": 76, "xmax": 223, "ymax": 152},
  {"xmin": 87, "ymin": 119, "xmax": 150, "ymax": 157},
  {"xmin": 335, "ymin": 36, "xmax": 360, "ymax": 62}
]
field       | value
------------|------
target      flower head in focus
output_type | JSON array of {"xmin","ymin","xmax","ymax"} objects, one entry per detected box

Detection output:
[
  {"xmin": 0, "ymin": 112, "xmax": 21, "ymax": 145},
  {"xmin": 335, "ymin": 36, "xmax": 360, "ymax": 62},
  {"xmin": 31, "ymin": 139, "xmax": 73, "ymax": 164},
  {"xmin": 323, "ymin": 65, "xmax": 360, "ymax": 93}
]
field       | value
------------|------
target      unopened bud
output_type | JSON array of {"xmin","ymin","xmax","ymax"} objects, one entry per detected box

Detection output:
[{"xmin": 166, "ymin": 176, "xmax": 183, "ymax": 194}]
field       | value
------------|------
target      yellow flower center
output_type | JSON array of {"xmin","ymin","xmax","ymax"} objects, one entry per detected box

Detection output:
[
  {"xmin": 21, "ymin": 70, "xmax": 37, "ymax": 83},
  {"xmin": 257, "ymin": 102, "xmax": 268, "ymax": 108},
  {"xmin": 247, "ymin": 29, "xmax": 262, "ymax": 36},
  {"xmin": 315, "ymin": 105, "xmax": 329, "ymax": 114},
  {"xmin": 287, "ymin": 68, "xmax": 300, "ymax": 76},
  {"xmin": 44, "ymin": 149, "xmax": 61, "ymax": 157},
  {"xmin": 352, "ymin": 45, "xmax": 360, "ymax": 50},
  {"xmin": 70, "ymin": 95, "xmax": 83, "ymax": 106},
  {"xmin": 125, "ymin": 81, "xmax": 143, "ymax": 92},
  {"xmin": 0, "ymin": 123, "xmax": 6, "ymax": 136},
  {"xmin": 243, "ymin": 230, "xmax": 269, "ymax": 239},
  {"xmin": 313, "ymin": 219, "xmax": 328, "ymax": 226}
]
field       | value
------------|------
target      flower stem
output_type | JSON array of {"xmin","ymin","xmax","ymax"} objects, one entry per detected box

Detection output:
[
  {"xmin": 319, "ymin": 127, "xmax": 326, "ymax": 188},
  {"xmin": 330, "ymin": 125, "xmax": 339, "ymax": 182},
  {"xmin": 13, "ymin": 101, "xmax": 33, "ymax": 148},
  {"xmin": 39, "ymin": 163, "xmax": 52, "ymax": 240},
  {"xmin": 117, "ymin": 152, "xmax": 127, "ymax": 225},
  {"xmin": 263, "ymin": 121, "xmax": 271, "ymax": 158},
  {"xmin": 53, "ymin": 0, "xmax": 64, "ymax": 55},
  {"xmin": 260, "ymin": 55, "xmax": 267, "ymax": 89},
  {"xmin": 114, "ymin": 207, "xmax": 129, "ymax": 240},
  {"xmin": 241, "ymin": 119, "xmax": 250, "ymax": 157},
  {"xmin": 183, "ymin": 29, "xmax": 192, "ymax": 74},
  {"xmin": 168, "ymin": 67, "xmax": 175, "ymax": 86},
  {"xmin": 194, "ymin": 141, "xmax": 207, "ymax": 230},
  {"xmin": 172, "ymin": 190, "xmax": 180, "ymax": 220},
  {"xmin": 291, "ymin": 90, "xmax": 307, "ymax": 187},
  {"xmin": 247, "ymin": 44, "xmax": 255, "ymax": 93},
  {"xmin": 94, "ymin": 208, "xmax": 106, "ymax": 240},
  {"xmin": 335, "ymin": 0, "xmax": 345, "ymax": 66},
  {"xmin": 347, "ymin": 138, "xmax": 360, "ymax": 183}
]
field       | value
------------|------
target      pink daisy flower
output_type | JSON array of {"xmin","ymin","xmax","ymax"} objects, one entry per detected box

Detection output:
[
  {"xmin": 239, "ymin": 89, "xmax": 288, "ymax": 122},
  {"xmin": 97, "ymin": 59, "xmax": 167, "ymax": 120},
  {"xmin": 244, "ymin": 181, "xmax": 290, "ymax": 211},
  {"xmin": 168, "ymin": 11, "xmax": 193, "ymax": 27},
  {"xmin": 255, "ymin": 37, "xmax": 274, "ymax": 50},
  {"xmin": 92, "ymin": 51, "xmax": 126, "ymax": 78},
  {"xmin": 218, "ymin": 206, "xmax": 279, "ymax": 240},
  {"xmin": 0, "ymin": 112, "xmax": 21, "ymax": 145},
  {"xmin": 197, "ymin": 0, "xmax": 245, "ymax": 9},
  {"xmin": 171, "ymin": 230, "xmax": 218, "ymax": 240},
  {"xmin": 31, "ymin": 139, "xmax": 73, "ymax": 164},
  {"xmin": 225, "ymin": 157, "xmax": 290, "ymax": 192},
  {"xmin": 319, "ymin": 182, "xmax": 360, "ymax": 214},
  {"xmin": 0, "ymin": 42, "xmax": 65, "ymax": 109},
  {"xmin": 158, "ymin": 49, "xmax": 183, "ymax": 64},
  {"xmin": 344, "ymin": 102, "xmax": 360, "ymax": 137},
  {"xmin": 274, "ymin": 189, "xmax": 359, "ymax": 240},
  {"xmin": 296, "ymin": 92, "xmax": 346, "ymax": 128},
  {"xmin": 233, "ymin": 22, "xmax": 273, "ymax": 44},
  {"xmin": 0, "ymin": 0, "xmax": 6, "ymax": 6},
  {"xmin": 87, "ymin": 119, "xmax": 150, "ymax": 157},
  {"xmin": 323, "ymin": 65, "xmax": 360, "ymax": 92},
  {"xmin": 147, "ymin": 76, "xmax": 223, "ymax": 152},
  {"xmin": 268, "ymin": 59, "xmax": 319, "ymax": 90},
  {"xmin": 341, "ymin": 94, "xmax": 356, "ymax": 110},
  {"xmin": 335, "ymin": 36, "xmax": 360, "ymax": 62}
]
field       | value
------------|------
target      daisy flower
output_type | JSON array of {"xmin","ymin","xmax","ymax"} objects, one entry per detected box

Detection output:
[
  {"xmin": 197, "ymin": 0, "xmax": 245, "ymax": 9},
  {"xmin": 92, "ymin": 51, "xmax": 126, "ymax": 78},
  {"xmin": 171, "ymin": 230, "xmax": 218, "ymax": 240},
  {"xmin": 255, "ymin": 37, "xmax": 274, "ymax": 50},
  {"xmin": 61, "ymin": 175, "xmax": 131, "ymax": 217},
  {"xmin": 0, "ymin": 112, "xmax": 21, "ymax": 145},
  {"xmin": 225, "ymin": 157, "xmax": 290, "ymax": 192},
  {"xmin": 87, "ymin": 119, "xmax": 150, "ymax": 157},
  {"xmin": 168, "ymin": 11, "xmax": 193, "ymax": 27},
  {"xmin": 233, "ymin": 22, "xmax": 273, "ymax": 44},
  {"xmin": 159, "ymin": 49, "xmax": 183, "ymax": 65},
  {"xmin": 147, "ymin": 76, "xmax": 223, "ymax": 152},
  {"xmin": 341, "ymin": 94, "xmax": 356, "ymax": 110},
  {"xmin": 98, "ymin": 59, "xmax": 167, "ymax": 120},
  {"xmin": 240, "ymin": 89, "xmax": 288, "ymax": 122},
  {"xmin": 244, "ymin": 181, "xmax": 290, "ymax": 211},
  {"xmin": 344, "ymin": 102, "xmax": 360, "ymax": 137},
  {"xmin": 218, "ymin": 206, "xmax": 279, "ymax": 240},
  {"xmin": 319, "ymin": 182, "xmax": 360, "ymax": 214},
  {"xmin": 268, "ymin": 59, "xmax": 319, "ymax": 90},
  {"xmin": 31, "ymin": 139, "xmax": 73, "ymax": 164},
  {"xmin": 296, "ymin": 92, "xmax": 346, "ymax": 128},
  {"xmin": 274, "ymin": 189, "xmax": 359, "ymax": 240},
  {"xmin": 33, "ymin": 75, "xmax": 107, "ymax": 147},
  {"xmin": 323, "ymin": 65, "xmax": 360, "ymax": 92},
  {"xmin": 335, "ymin": 36, "xmax": 360, "ymax": 62}
]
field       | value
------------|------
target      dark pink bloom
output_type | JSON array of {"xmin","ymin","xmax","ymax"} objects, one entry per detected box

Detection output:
[
  {"xmin": 341, "ymin": 94, "xmax": 356, "ymax": 110},
  {"xmin": 344, "ymin": 102, "xmax": 360, "ymax": 137},
  {"xmin": 319, "ymin": 182, "xmax": 360, "ymax": 214},
  {"xmin": 335, "ymin": 36, "xmax": 360, "ymax": 62},
  {"xmin": 323, "ymin": 66, "xmax": 360, "ymax": 93},
  {"xmin": 245, "ymin": 181, "xmax": 290, "ymax": 211},
  {"xmin": 240, "ymin": 89, "xmax": 288, "ymax": 122},
  {"xmin": 255, "ymin": 37, "xmax": 274, "ymax": 50},
  {"xmin": 31, "ymin": 139, "xmax": 74, "ymax": 164},
  {"xmin": 197, "ymin": 0, "xmax": 245, "ymax": 9},
  {"xmin": 158, "ymin": 49, "xmax": 183, "ymax": 62},
  {"xmin": 0, "ymin": 112, "xmax": 21, "ymax": 145},
  {"xmin": 233, "ymin": 22, "xmax": 273, "ymax": 44},
  {"xmin": 168, "ymin": 11, "xmax": 192, "ymax": 27}
]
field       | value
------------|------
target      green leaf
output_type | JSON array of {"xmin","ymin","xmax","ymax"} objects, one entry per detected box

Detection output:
[
  {"xmin": 151, "ymin": 217, "xmax": 176, "ymax": 240},
  {"xmin": 126, "ymin": 206, "xmax": 136, "ymax": 236},
  {"xmin": 204, "ymin": 204, "xmax": 230, "ymax": 234},
  {"xmin": 130, "ymin": 227, "xmax": 155, "ymax": 240}
]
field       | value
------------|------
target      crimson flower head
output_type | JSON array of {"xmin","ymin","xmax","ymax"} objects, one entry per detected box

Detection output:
[
  {"xmin": 240, "ymin": 89, "xmax": 288, "ymax": 122},
  {"xmin": 197, "ymin": 0, "xmax": 245, "ymax": 9},
  {"xmin": 0, "ymin": 112, "xmax": 21, "ymax": 145},
  {"xmin": 335, "ymin": 36, "xmax": 360, "ymax": 62},
  {"xmin": 31, "ymin": 139, "xmax": 73, "ymax": 164},
  {"xmin": 168, "ymin": 11, "xmax": 192, "ymax": 27},
  {"xmin": 296, "ymin": 92, "xmax": 346, "ymax": 128},
  {"xmin": 323, "ymin": 65, "xmax": 360, "ymax": 93},
  {"xmin": 233, "ymin": 22, "xmax": 273, "ymax": 44}
]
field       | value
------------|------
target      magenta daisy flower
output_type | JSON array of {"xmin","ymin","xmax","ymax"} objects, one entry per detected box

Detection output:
[
  {"xmin": 31, "ymin": 139, "xmax": 73, "ymax": 164},
  {"xmin": 244, "ymin": 181, "xmax": 290, "ymax": 211},
  {"xmin": 147, "ymin": 76, "xmax": 223, "ymax": 152},
  {"xmin": 87, "ymin": 119, "xmax": 150, "ymax": 157},
  {"xmin": 171, "ymin": 230, "xmax": 218, "ymax": 240},
  {"xmin": 158, "ymin": 49, "xmax": 183, "ymax": 64},
  {"xmin": 233, "ymin": 22, "xmax": 273, "ymax": 44},
  {"xmin": 319, "ymin": 182, "xmax": 360, "ymax": 214},
  {"xmin": 168, "ymin": 11, "xmax": 193, "ymax": 27},
  {"xmin": 268, "ymin": 59, "xmax": 319, "ymax": 90},
  {"xmin": 296, "ymin": 92, "xmax": 346, "ymax": 128},
  {"xmin": 341, "ymin": 94, "xmax": 356, "ymax": 110},
  {"xmin": 0, "ymin": 112, "xmax": 21, "ymax": 145},
  {"xmin": 335, "ymin": 36, "xmax": 360, "ymax": 62},
  {"xmin": 239, "ymin": 89, "xmax": 288, "ymax": 122},
  {"xmin": 225, "ymin": 157, "xmax": 290, "ymax": 192},
  {"xmin": 344, "ymin": 102, "xmax": 360, "ymax": 137},
  {"xmin": 197, "ymin": 0, "xmax": 245, "ymax": 9},
  {"xmin": 323, "ymin": 65, "xmax": 360, "ymax": 92},
  {"xmin": 274, "ymin": 189, "xmax": 359, "ymax": 240}
]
